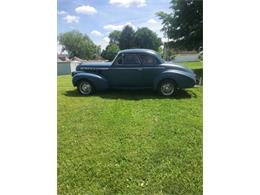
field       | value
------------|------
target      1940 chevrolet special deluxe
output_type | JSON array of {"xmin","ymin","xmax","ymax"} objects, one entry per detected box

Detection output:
[{"xmin": 72, "ymin": 49, "xmax": 196, "ymax": 97}]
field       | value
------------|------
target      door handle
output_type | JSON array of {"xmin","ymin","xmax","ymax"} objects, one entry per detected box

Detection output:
[{"xmin": 136, "ymin": 68, "xmax": 142, "ymax": 71}]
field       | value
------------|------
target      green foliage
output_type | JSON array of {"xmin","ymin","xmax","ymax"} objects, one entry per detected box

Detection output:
[
  {"xmin": 102, "ymin": 26, "xmax": 162, "ymax": 60},
  {"xmin": 158, "ymin": 46, "xmax": 164, "ymax": 58},
  {"xmin": 157, "ymin": 0, "xmax": 203, "ymax": 51},
  {"xmin": 58, "ymin": 30, "xmax": 99, "ymax": 59},
  {"xmin": 109, "ymin": 26, "xmax": 162, "ymax": 51},
  {"xmin": 109, "ymin": 30, "xmax": 121, "ymax": 45},
  {"xmin": 58, "ymin": 75, "xmax": 202, "ymax": 194},
  {"xmin": 134, "ymin": 27, "xmax": 162, "ymax": 51},
  {"xmin": 163, "ymin": 46, "xmax": 176, "ymax": 61},
  {"xmin": 119, "ymin": 25, "xmax": 135, "ymax": 50},
  {"xmin": 101, "ymin": 43, "xmax": 120, "ymax": 61}
]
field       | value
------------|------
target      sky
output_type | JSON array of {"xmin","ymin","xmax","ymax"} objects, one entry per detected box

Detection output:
[{"xmin": 57, "ymin": 0, "xmax": 171, "ymax": 51}]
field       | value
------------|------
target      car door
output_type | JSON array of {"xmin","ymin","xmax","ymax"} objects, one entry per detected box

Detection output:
[
  {"xmin": 140, "ymin": 54, "xmax": 164, "ymax": 87},
  {"xmin": 108, "ymin": 53, "xmax": 142, "ymax": 88}
]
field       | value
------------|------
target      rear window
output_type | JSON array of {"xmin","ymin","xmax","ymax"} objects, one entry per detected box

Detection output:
[{"xmin": 140, "ymin": 54, "xmax": 158, "ymax": 65}]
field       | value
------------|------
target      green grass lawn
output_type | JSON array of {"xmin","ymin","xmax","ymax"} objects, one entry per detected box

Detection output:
[
  {"xmin": 58, "ymin": 74, "xmax": 203, "ymax": 194},
  {"xmin": 179, "ymin": 61, "xmax": 203, "ymax": 70}
]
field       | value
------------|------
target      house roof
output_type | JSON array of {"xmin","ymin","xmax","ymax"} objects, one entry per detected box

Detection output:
[
  {"xmin": 57, "ymin": 53, "xmax": 70, "ymax": 62},
  {"xmin": 71, "ymin": 56, "xmax": 82, "ymax": 61}
]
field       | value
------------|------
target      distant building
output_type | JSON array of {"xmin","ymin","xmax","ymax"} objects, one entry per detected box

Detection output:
[
  {"xmin": 70, "ymin": 56, "xmax": 82, "ymax": 62},
  {"xmin": 57, "ymin": 53, "xmax": 70, "ymax": 62}
]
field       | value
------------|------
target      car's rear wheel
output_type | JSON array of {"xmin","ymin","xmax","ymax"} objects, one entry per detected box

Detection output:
[
  {"xmin": 159, "ymin": 79, "xmax": 176, "ymax": 97},
  {"xmin": 77, "ymin": 80, "xmax": 94, "ymax": 95}
]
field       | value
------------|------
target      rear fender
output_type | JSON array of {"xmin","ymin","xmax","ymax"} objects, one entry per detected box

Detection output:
[
  {"xmin": 153, "ymin": 69, "xmax": 196, "ymax": 90},
  {"xmin": 72, "ymin": 72, "xmax": 108, "ymax": 90}
]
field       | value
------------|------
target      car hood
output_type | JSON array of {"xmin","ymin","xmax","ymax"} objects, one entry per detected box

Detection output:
[{"xmin": 76, "ymin": 61, "xmax": 112, "ymax": 71}]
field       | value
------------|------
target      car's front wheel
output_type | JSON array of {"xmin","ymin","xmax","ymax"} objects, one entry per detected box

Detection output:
[
  {"xmin": 77, "ymin": 80, "xmax": 94, "ymax": 95},
  {"xmin": 159, "ymin": 79, "xmax": 176, "ymax": 97}
]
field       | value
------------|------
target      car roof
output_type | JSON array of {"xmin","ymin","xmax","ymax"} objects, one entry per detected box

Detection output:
[
  {"xmin": 114, "ymin": 48, "xmax": 164, "ymax": 64},
  {"xmin": 118, "ymin": 48, "xmax": 158, "ymax": 56}
]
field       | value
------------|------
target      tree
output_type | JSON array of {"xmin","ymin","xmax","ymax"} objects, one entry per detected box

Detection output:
[
  {"xmin": 109, "ymin": 30, "xmax": 121, "ymax": 45},
  {"xmin": 134, "ymin": 27, "xmax": 162, "ymax": 51},
  {"xmin": 157, "ymin": 0, "xmax": 203, "ymax": 51},
  {"xmin": 119, "ymin": 25, "xmax": 135, "ymax": 50},
  {"xmin": 163, "ymin": 44, "xmax": 176, "ymax": 61},
  {"xmin": 58, "ymin": 30, "xmax": 98, "ymax": 59},
  {"xmin": 101, "ymin": 43, "xmax": 120, "ymax": 61}
]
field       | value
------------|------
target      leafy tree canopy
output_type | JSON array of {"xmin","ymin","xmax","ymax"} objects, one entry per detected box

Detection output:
[
  {"xmin": 134, "ymin": 27, "xmax": 162, "ymax": 51},
  {"xmin": 157, "ymin": 0, "xmax": 203, "ymax": 51},
  {"xmin": 109, "ymin": 30, "xmax": 121, "ymax": 45},
  {"xmin": 58, "ymin": 30, "xmax": 99, "ymax": 59},
  {"xmin": 119, "ymin": 25, "xmax": 135, "ymax": 50},
  {"xmin": 101, "ymin": 43, "xmax": 120, "ymax": 61},
  {"xmin": 102, "ymin": 26, "xmax": 162, "ymax": 60}
]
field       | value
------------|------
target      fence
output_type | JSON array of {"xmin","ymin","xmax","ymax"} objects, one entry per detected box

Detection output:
[{"xmin": 57, "ymin": 61, "xmax": 79, "ymax": 76}]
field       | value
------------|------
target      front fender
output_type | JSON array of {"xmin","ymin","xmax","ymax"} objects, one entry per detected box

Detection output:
[
  {"xmin": 154, "ymin": 69, "xmax": 196, "ymax": 89},
  {"xmin": 72, "ymin": 72, "xmax": 108, "ymax": 90}
]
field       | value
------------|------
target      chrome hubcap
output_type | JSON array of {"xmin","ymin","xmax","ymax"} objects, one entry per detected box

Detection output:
[
  {"xmin": 80, "ymin": 81, "xmax": 92, "ymax": 95},
  {"xmin": 161, "ymin": 82, "xmax": 174, "ymax": 96}
]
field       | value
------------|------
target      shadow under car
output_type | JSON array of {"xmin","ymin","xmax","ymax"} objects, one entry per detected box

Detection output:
[{"xmin": 64, "ymin": 88, "xmax": 197, "ymax": 100}]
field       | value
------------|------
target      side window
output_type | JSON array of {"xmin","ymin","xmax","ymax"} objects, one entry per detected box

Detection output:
[
  {"xmin": 140, "ymin": 54, "xmax": 158, "ymax": 65},
  {"xmin": 123, "ymin": 54, "xmax": 141, "ymax": 66},
  {"xmin": 114, "ymin": 54, "xmax": 123, "ymax": 65}
]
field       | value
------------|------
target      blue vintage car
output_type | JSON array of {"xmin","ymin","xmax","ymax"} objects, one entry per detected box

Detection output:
[{"xmin": 72, "ymin": 49, "xmax": 196, "ymax": 96}]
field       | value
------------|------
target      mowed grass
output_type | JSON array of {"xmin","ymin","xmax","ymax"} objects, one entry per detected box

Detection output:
[
  {"xmin": 179, "ymin": 61, "xmax": 203, "ymax": 70},
  {"xmin": 58, "ymin": 73, "xmax": 203, "ymax": 194}
]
